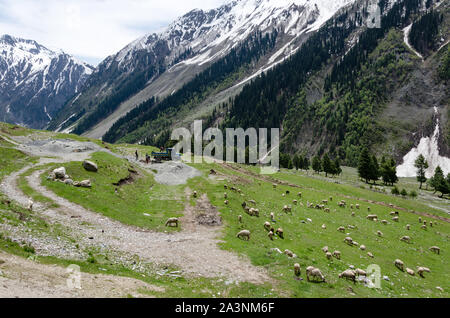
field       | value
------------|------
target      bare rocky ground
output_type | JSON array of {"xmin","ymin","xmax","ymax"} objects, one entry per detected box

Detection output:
[
  {"xmin": 0, "ymin": 134, "xmax": 270, "ymax": 297},
  {"xmin": 0, "ymin": 251, "xmax": 161, "ymax": 298}
]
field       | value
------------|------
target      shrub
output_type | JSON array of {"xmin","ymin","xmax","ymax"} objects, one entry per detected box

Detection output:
[
  {"xmin": 400, "ymin": 189, "xmax": 408, "ymax": 197},
  {"xmin": 409, "ymin": 190, "xmax": 418, "ymax": 198},
  {"xmin": 391, "ymin": 186, "xmax": 400, "ymax": 195}
]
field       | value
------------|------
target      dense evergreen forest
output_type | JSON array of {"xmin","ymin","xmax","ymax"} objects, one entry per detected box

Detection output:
[{"xmin": 409, "ymin": 10, "xmax": 443, "ymax": 55}]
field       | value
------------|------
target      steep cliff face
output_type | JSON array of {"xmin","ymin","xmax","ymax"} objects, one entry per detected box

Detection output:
[{"xmin": 0, "ymin": 35, "xmax": 93, "ymax": 129}]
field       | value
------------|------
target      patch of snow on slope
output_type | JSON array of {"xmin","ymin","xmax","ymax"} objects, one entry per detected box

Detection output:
[{"xmin": 397, "ymin": 108, "xmax": 450, "ymax": 178}]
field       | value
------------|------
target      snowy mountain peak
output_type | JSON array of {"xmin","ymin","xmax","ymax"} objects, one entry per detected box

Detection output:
[
  {"xmin": 111, "ymin": 0, "xmax": 355, "ymax": 68},
  {"xmin": 0, "ymin": 35, "xmax": 94, "ymax": 128}
]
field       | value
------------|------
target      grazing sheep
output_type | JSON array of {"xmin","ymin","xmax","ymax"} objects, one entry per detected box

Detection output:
[
  {"xmin": 224, "ymin": 200, "xmax": 229, "ymax": 205},
  {"xmin": 406, "ymin": 268, "xmax": 415, "ymax": 276},
  {"xmin": 367, "ymin": 252, "xmax": 374, "ymax": 258},
  {"xmin": 248, "ymin": 208, "xmax": 259, "ymax": 217},
  {"xmin": 193, "ymin": 191, "xmax": 198, "ymax": 198},
  {"xmin": 390, "ymin": 211, "xmax": 396, "ymax": 216},
  {"xmin": 338, "ymin": 201, "xmax": 346, "ymax": 208},
  {"xmin": 394, "ymin": 259, "xmax": 404, "ymax": 271},
  {"xmin": 355, "ymin": 268, "xmax": 367, "ymax": 277},
  {"xmin": 272, "ymin": 184, "xmax": 277, "ymax": 189},
  {"xmin": 367, "ymin": 207, "xmax": 371, "ymax": 212},
  {"xmin": 423, "ymin": 220, "xmax": 427, "ymax": 226},
  {"xmin": 377, "ymin": 230, "xmax": 383, "ymax": 237},
  {"xmin": 322, "ymin": 224, "xmax": 327, "ymax": 229},
  {"xmin": 282, "ymin": 193, "xmax": 286, "ymax": 197},
  {"xmin": 400, "ymin": 236, "xmax": 411, "ymax": 243},
  {"xmin": 350, "ymin": 204, "xmax": 354, "ymax": 209},
  {"xmin": 347, "ymin": 225, "xmax": 356, "ymax": 230},
  {"xmin": 333, "ymin": 250, "xmax": 341, "ymax": 260},
  {"xmin": 381, "ymin": 220, "xmax": 388, "ymax": 225},
  {"xmin": 268, "ymin": 231, "xmax": 274, "ymax": 240},
  {"xmin": 406, "ymin": 224, "xmax": 410, "ymax": 230},
  {"xmin": 339, "ymin": 269, "xmax": 356, "ymax": 283},
  {"xmin": 275, "ymin": 228, "xmax": 284, "ymax": 239},
  {"xmin": 27, "ymin": 199, "xmax": 34, "ymax": 211},
  {"xmin": 294, "ymin": 263, "xmax": 301, "ymax": 277},
  {"xmin": 264, "ymin": 222, "xmax": 271, "ymax": 231},
  {"xmin": 421, "ymin": 225, "xmax": 427, "ymax": 230},
  {"xmin": 338, "ymin": 226, "xmax": 346, "ymax": 233},
  {"xmin": 429, "ymin": 246, "xmax": 440, "ymax": 254},
  {"xmin": 360, "ymin": 245, "xmax": 366, "ymax": 251},
  {"xmin": 355, "ymin": 204, "xmax": 360, "ymax": 209},
  {"xmin": 419, "ymin": 217, "xmax": 422, "ymax": 223},
  {"xmin": 297, "ymin": 192, "xmax": 302, "ymax": 197},
  {"xmin": 351, "ymin": 212, "xmax": 356, "ymax": 217},
  {"xmin": 322, "ymin": 200, "xmax": 328, "ymax": 204},
  {"xmin": 241, "ymin": 202, "xmax": 247, "ymax": 208},
  {"xmin": 224, "ymin": 185, "xmax": 228, "ymax": 189},
  {"xmin": 236, "ymin": 230, "xmax": 251, "ymax": 241},
  {"xmin": 326, "ymin": 252, "xmax": 332, "ymax": 260},
  {"xmin": 329, "ymin": 196, "xmax": 333, "ymax": 201},
  {"xmin": 322, "ymin": 246, "xmax": 329, "ymax": 253},
  {"xmin": 284, "ymin": 249, "xmax": 295, "ymax": 258},
  {"xmin": 224, "ymin": 193, "xmax": 228, "ymax": 199},
  {"xmin": 344, "ymin": 237, "xmax": 353, "ymax": 245},
  {"xmin": 293, "ymin": 200, "xmax": 298, "ymax": 205},
  {"xmin": 417, "ymin": 267, "xmax": 430, "ymax": 278},
  {"xmin": 392, "ymin": 216, "xmax": 399, "ymax": 222},
  {"xmin": 283, "ymin": 205, "xmax": 292, "ymax": 213},
  {"xmin": 324, "ymin": 208, "xmax": 330, "ymax": 213},
  {"xmin": 306, "ymin": 267, "xmax": 326, "ymax": 282},
  {"xmin": 270, "ymin": 212, "xmax": 275, "ymax": 222},
  {"xmin": 165, "ymin": 217, "xmax": 179, "ymax": 227},
  {"xmin": 237, "ymin": 189, "xmax": 242, "ymax": 193},
  {"xmin": 430, "ymin": 221, "xmax": 433, "ymax": 227},
  {"xmin": 389, "ymin": 203, "xmax": 394, "ymax": 208},
  {"xmin": 248, "ymin": 199, "xmax": 256, "ymax": 205},
  {"xmin": 366, "ymin": 214, "xmax": 378, "ymax": 221},
  {"xmin": 286, "ymin": 190, "xmax": 290, "ymax": 195},
  {"xmin": 238, "ymin": 215, "xmax": 242, "ymax": 223}
]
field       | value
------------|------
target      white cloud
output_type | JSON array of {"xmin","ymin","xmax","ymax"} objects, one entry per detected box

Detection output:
[{"xmin": 0, "ymin": 0, "xmax": 225, "ymax": 65}]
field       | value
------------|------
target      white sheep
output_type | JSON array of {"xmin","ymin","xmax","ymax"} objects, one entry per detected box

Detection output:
[
  {"xmin": 333, "ymin": 250, "xmax": 341, "ymax": 260},
  {"xmin": 321, "ymin": 224, "xmax": 327, "ymax": 229},
  {"xmin": 406, "ymin": 268, "xmax": 415, "ymax": 276},
  {"xmin": 377, "ymin": 231, "xmax": 383, "ymax": 237},
  {"xmin": 339, "ymin": 269, "xmax": 356, "ymax": 283},
  {"xmin": 270, "ymin": 212, "xmax": 275, "ymax": 222},
  {"xmin": 351, "ymin": 212, "xmax": 356, "ymax": 217},
  {"xmin": 283, "ymin": 205, "xmax": 292, "ymax": 213},
  {"xmin": 165, "ymin": 217, "xmax": 179, "ymax": 227},
  {"xmin": 268, "ymin": 231, "xmax": 274, "ymax": 241},
  {"xmin": 360, "ymin": 245, "xmax": 366, "ymax": 251},
  {"xmin": 264, "ymin": 221, "xmax": 271, "ymax": 231},
  {"xmin": 224, "ymin": 193, "xmax": 228, "ymax": 199},
  {"xmin": 337, "ymin": 226, "xmax": 346, "ymax": 233},
  {"xmin": 381, "ymin": 220, "xmax": 388, "ymax": 225},
  {"xmin": 193, "ymin": 191, "xmax": 198, "ymax": 198},
  {"xmin": 417, "ymin": 266, "xmax": 430, "ymax": 278},
  {"xmin": 322, "ymin": 246, "xmax": 329, "ymax": 253},
  {"xmin": 429, "ymin": 246, "xmax": 440, "ymax": 255},
  {"xmin": 367, "ymin": 252, "xmax": 374, "ymax": 258},
  {"xmin": 297, "ymin": 192, "xmax": 302, "ymax": 197},
  {"xmin": 366, "ymin": 214, "xmax": 378, "ymax": 221},
  {"xmin": 344, "ymin": 237, "xmax": 353, "ymax": 245},
  {"xmin": 224, "ymin": 200, "xmax": 229, "ymax": 205},
  {"xmin": 326, "ymin": 252, "xmax": 332, "ymax": 260},
  {"xmin": 238, "ymin": 215, "xmax": 242, "ymax": 223},
  {"xmin": 293, "ymin": 200, "xmax": 298, "ymax": 205},
  {"xmin": 400, "ymin": 236, "xmax": 411, "ymax": 243},
  {"xmin": 392, "ymin": 216, "xmax": 399, "ymax": 222},
  {"xmin": 406, "ymin": 224, "xmax": 410, "ymax": 230},
  {"xmin": 421, "ymin": 224, "xmax": 427, "ymax": 230},
  {"xmin": 275, "ymin": 228, "xmax": 284, "ymax": 239},
  {"xmin": 419, "ymin": 217, "xmax": 422, "ymax": 223},
  {"xmin": 355, "ymin": 204, "xmax": 360, "ymax": 209},
  {"xmin": 236, "ymin": 230, "xmax": 251, "ymax": 241},
  {"xmin": 284, "ymin": 249, "xmax": 295, "ymax": 258},
  {"xmin": 394, "ymin": 259, "xmax": 404, "ymax": 271},
  {"xmin": 355, "ymin": 268, "xmax": 367, "ymax": 277},
  {"xmin": 294, "ymin": 263, "xmax": 301, "ymax": 277},
  {"xmin": 306, "ymin": 266, "xmax": 325, "ymax": 282}
]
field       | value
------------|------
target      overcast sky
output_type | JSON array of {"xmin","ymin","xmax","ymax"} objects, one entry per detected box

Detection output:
[{"xmin": 0, "ymin": 0, "xmax": 225, "ymax": 66}]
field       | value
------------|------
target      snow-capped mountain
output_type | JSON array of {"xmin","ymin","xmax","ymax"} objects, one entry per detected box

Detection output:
[
  {"xmin": 0, "ymin": 35, "xmax": 93, "ymax": 128},
  {"xmin": 49, "ymin": 0, "xmax": 356, "ymax": 137}
]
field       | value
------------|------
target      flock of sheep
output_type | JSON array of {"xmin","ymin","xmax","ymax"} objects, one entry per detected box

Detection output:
[{"xmin": 164, "ymin": 181, "xmax": 443, "ymax": 290}]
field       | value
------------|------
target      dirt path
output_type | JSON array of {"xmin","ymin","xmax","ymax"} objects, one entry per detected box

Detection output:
[
  {"xmin": 0, "ymin": 252, "xmax": 160, "ymax": 298},
  {"xmin": 0, "ymin": 137, "xmax": 270, "ymax": 285}
]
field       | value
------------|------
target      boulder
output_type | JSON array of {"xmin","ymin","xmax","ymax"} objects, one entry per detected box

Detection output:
[
  {"xmin": 53, "ymin": 167, "xmax": 66, "ymax": 179},
  {"xmin": 80, "ymin": 180, "xmax": 92, "ymax": 188},
  {"xmin": 83, "ymin": 160, "xmax": 98, "ymax": 172},
  {"xmin": 64, "ymin": 179, "xmax": 74, "ymax": 186}
]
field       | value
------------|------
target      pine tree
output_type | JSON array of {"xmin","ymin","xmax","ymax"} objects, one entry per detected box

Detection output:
[
  {"xmin": 322, "ymin": 154, "xmax": 333, "ymax": 177},
  {"xmin": 430, "ymin": 166, "xmax": 449, "ymax": 197},
  {"xmin": 312, "ymin": 155, "xmax": 322, "ymax": 174},
  {"xmin": 358, "ymin": 147, "xmax": 372, "ymax": 183},
  {"xmin": 303, "ymin": 157, "xmax": 310, "ymax": 170},
  {"xmin": 293, "ymin": 154, "xmax": 301, "ymax": 170},
  {"xmin": 333, "ymin": 158, "xmax": 342, "ymax": 176},
  {"xmin": 414, "ymin": 154, "xmax": 428, "ymax": 189},
  {"xmin": 370, "ymin": 155, "xmax": 380, "ymax": 183}
]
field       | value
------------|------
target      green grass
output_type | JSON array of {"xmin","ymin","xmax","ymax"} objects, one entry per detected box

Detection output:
[
  {"xmin": 17, "ymin": 164, "xmax": 58, "ymax": 207},
  {"xmin": 185, "ymin": 162, "xmax": 449, "ymax": 298},
  {"xmin": 41, "ymin": 151, "xmax": 185, "ymax": 231}
]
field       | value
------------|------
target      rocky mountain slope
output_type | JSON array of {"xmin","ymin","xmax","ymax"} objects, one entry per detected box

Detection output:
[
  {"xmin": 47, "ymin": 0, "xmax": 356, "ymax": 137},
  {"xmin": 0, "ymin": 35, "xmax": 93, "ymax": 129}
]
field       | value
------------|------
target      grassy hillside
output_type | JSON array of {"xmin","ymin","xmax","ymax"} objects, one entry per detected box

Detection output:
[{"xmin": 0, "ymin": 123, "xmax": 448, "ymax": 297}]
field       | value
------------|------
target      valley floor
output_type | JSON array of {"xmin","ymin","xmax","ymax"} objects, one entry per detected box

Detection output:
[{"xmin": 0, "ymin": 122, "xmax": 448, "ymax": 298}]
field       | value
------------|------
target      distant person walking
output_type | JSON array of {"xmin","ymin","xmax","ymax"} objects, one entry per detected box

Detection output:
[
  {"xmin": 135, "ymin": 150, "xmax": 139, "ymax": 161},
  {"xmin": 145, "ymin": 153, "xmax": 150, "ymax": 164}
]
